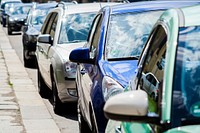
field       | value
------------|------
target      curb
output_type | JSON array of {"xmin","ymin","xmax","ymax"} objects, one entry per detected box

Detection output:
[{"xmin": 0, "ymin": 27, "xmax": 61, "ymax": 133}]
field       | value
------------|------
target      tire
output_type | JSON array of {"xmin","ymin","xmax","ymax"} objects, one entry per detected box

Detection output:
[
  {"xmin": 23, "ymin": 49, "xmax": 36, "ymax": 68},
  {"xmin": 7, "ymin": 25, "xmax": 12, "ymax": 35},
  {"xmin": 37, "ymin": 69, "xmax": 51, "ymax": 98},
  {"xmin": 78, "ymin": 104, "xmax": 91, "ymax": 133},
  {"xmin": 52, "ymin": 76, "xmax": 63, "ymax": 114}
]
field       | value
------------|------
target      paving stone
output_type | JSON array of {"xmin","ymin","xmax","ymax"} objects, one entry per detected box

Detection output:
[
  {"xmin": 18, "ymin": 99, "xmax": 45, "ymax": 106},
  {"xmin": 13, "ymin": 85, "xmax": 37, "ymax": 92},
  {"xmin": 0, "ymin": 105, "xmax": 19, "ymax": 110},
  {"xmin": 15, "ymin": 92, "xmax": 41, "ymax": 100},
  {"xmin": 20, "ymin": 106, "xmax": 52, "ymax": 119},
  {"xmin": 23, "ymin": 119, "xmax": 60, "ymax": 132},
  {"xmin": 0, "ymin": 101, "xmax": 17, "ymax": 105}
]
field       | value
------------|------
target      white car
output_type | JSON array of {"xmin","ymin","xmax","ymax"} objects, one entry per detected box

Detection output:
[
  {"xmin": 140, "ymin": 72, "xmax": 160, "ymax": 101},
  {"xmin": 36, "ymin": 2, "xmax": 107, "ymax": 114}
]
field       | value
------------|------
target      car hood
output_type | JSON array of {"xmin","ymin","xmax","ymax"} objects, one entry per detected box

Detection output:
[
  {"xmin": 55, "ymin": 42, "xmax": 86, "ymax": 61},
  {"xmin": 165, "ymin": 125, "xmax": 200, "ymax": 133},
  {"xmin": 26, "ymin": 25, "xmax": 41, "ymax": 35},
  {"xmin": 102, "ymin": 59, "xmax": 138, "ymax": 86}
]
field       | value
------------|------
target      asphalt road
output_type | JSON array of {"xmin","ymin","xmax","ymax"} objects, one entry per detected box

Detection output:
[{"xmin": 3, "ymin": 28, "xmax": 79, "ymax": 133}]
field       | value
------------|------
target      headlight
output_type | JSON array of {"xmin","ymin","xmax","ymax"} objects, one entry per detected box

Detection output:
[
  {"xmin": 64, "ymin": 61, "xmax": 77, "ymax": 78},
  {"xmin": 102, "ymin": 76, "xmax": 124, "ymax": 101}
]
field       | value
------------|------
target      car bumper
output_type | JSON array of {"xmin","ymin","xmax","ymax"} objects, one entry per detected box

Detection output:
[
  {"xmin": 9, "ymin": 21, "xmax": 23, "ymax": 31},
  {"xmin": 24, "ymin": 38, "xmax": 37, "ymax": 60},
  {"xmin": 58, "ymin": 79, "xmax": 78, "ymax": 103}
]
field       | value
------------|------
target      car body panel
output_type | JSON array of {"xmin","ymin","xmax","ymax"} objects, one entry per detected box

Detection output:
[{"xmin": 164, "ymin": 125, "xmax": 200, "ymax": 133}]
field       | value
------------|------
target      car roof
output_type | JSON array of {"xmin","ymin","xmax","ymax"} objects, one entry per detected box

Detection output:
[
  {"xmin": 14, "ymin": 3, "xmax": 33, "ymax": 7},
  {"xmin": 110, "ymin": 1, "xmax": 200, "ymax": 14},
  {"xmin": 178, "ymin": 5, "xmax": 200, "ymax": 27},
  {"xmin": 62, "ymin": 2, "xmax": 119, "ymax": 14},
  {"xmin": 158, "ymin": 4, "xmax": 200, "ymax": 28},
  {"xmin": 34, "ymin": 2, "xmax": 58, "ymax": 9}
]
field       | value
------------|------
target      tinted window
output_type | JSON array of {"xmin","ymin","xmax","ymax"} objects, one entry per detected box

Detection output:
[{"xmin": 172, "ymin": 26, "xmax": 200, "ymax": 127}]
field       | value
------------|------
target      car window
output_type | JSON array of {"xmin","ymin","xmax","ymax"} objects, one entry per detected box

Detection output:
[
  {"xmin": 172, "ymin": 26, "xmax": 200, "ymax": 127},
  {"xmin": 58, "ymin": 12, "xmax": 96, "ymax": 44},
  {"xmin": 42, "ymin": 12, "xmax": 57, "ymax": 34},
  {"xmin": 41, "ymin": 13, "xmax": 52, "ymax": 34},
  {"xmin": 50, "ymin": 13, "xmax": 58, "ymax": 39},
  {"xmin": 89, "ymin": 14, "xmax": 103, "ymax": 59},
  {"xmin": 12, "ymin": 5, "xmax": 31, "ymax": 15},
  {"xmin": 31, "ymin": 9, "xmax": 49, "ymax": 26},
  {"xmin": 138, "ymin": 25, "xmax": 167, "ymax": 114},
  {"xmin": 106, "ymin": 11, "xmax": 163, "ymax": 60},
  {"xmin": 146, "ymin": 74, "xmax": 152, "ymax": 82}
]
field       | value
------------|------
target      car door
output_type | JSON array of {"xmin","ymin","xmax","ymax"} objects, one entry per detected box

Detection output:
[
  {"xmin": 78, "ymin": 14, "xmax": 103, "ymax": 125},
  {"xmin": 37, "ymin": 12, "xmax": 57, "ymax": 87}
]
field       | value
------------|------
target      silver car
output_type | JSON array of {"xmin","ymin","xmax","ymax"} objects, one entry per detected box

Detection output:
[{"xmin": 36, "ymin": 2, "xmax": 111, "ymax": 114}]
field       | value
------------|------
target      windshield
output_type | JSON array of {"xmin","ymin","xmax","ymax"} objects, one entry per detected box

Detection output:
[
  {"xmin": 106, "ymin": 11, "xmax": 163, "ymax": 60},
  {"xmin": 58, "ymin": 13, "xmax": 96, "ymax": 44},
  {"xmin": 30, "ymin": 9, "xmax": 49, "ymax": 26},
  {"xmin": 12, "ymin": 5, "xmax": 31, "ymax": 15},
  {"xmin": 172, "ymin": 26, "xmax": 200, "ymax": 126}
]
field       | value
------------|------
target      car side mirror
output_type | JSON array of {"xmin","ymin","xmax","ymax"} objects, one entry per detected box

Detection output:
[
  {"xmin": 104, "ymin": 90, "xmax": 160, "ymax": 125},
  {"xmin": 69, "ymin": 47, "xmax": 94, "ymax": 64},
  {"xmin": 38, "ymin": 34, "xmax": 53, "ymax": 45}
]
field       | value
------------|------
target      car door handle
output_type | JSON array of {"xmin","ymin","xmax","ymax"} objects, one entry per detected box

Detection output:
[{"xmin": 80, "ymin": 68, "xmax": 86, "ymax": 75}]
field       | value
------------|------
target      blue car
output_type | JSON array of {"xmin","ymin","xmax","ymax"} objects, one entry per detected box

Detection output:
[{"xmin": 69, "ymin": 1, "xmax": 200, "ymax": 133}]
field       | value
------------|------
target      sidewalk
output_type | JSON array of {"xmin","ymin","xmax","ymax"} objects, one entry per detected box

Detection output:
[{"xmin": 0, "ymin": 28, "xmax": 61, "ymax": 133}]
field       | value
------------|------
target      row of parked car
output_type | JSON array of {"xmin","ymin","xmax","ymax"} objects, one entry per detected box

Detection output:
[{"xmin": 2, "ymin": 0, "xmax": 200, "ymax": 133}]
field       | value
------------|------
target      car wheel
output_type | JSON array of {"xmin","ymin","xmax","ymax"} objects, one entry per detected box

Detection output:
[
  {"xmin": 52, "ymin": 77, "xmax": 63, "ymax": 114},
  {"xmin": 23, "ymin": 50, "xmax": 36, "ymax": 68},
  {"xmin": 7, "ymin": 25, "xmax": 12, "ymax": 35},
  {"xmin": 37, "ymin": 69, "xmax": 51, "ymax": 98},
  {"xmin": 78, "ymin": 104, "xmax": 91, "ymax": 133}
]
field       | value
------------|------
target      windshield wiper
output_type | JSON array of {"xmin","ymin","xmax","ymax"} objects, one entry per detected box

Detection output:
[
  {"xmin": 68, "ymin": 40, "xmax": 85, "ymax": 43},
  {"xmin": 108, "ymin": 56, "xmax": 139, "ymax": 61}
]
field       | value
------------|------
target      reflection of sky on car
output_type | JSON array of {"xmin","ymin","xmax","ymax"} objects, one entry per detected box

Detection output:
[
  {"xmin": 106, "ymin": 11, "xmax": 163, "ymax": 59},
  {"xmin": 174, "ymin": 26, "xmax": 200, "ymax": 119},
  {"xmin": 5, "ymin": 3, "xmax": 15, "ymax": 13},
  {"xmin": 12, "ymin": 6, "xmax": 31, "ymax": 15},
  {"xmin": 58, "ymin": 13, "xmax": 96, "ymax": 44},
  {"xmin": 31, "ymin": 9, "xmax": 49, "ymax": 25}
]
